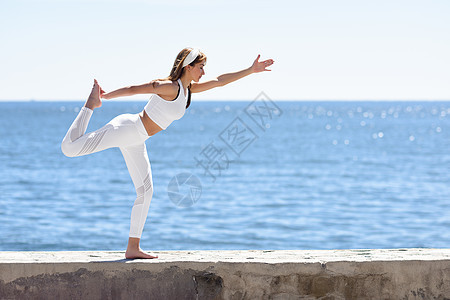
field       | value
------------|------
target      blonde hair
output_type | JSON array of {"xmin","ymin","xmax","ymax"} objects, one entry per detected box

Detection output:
[{"xmin": 154, "ymin": 47, "xmax": 206, "ymax": 108}]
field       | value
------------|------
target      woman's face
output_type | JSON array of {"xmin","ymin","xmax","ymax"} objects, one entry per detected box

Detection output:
[{"xmin": 189, "ymin": 61, "xmax": 206, "ymax": 82}]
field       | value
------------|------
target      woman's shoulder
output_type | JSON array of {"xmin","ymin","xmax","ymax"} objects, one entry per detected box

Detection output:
[{"xmin": 151, "ymin": 79, "xmax": 179, "ymax": 94}]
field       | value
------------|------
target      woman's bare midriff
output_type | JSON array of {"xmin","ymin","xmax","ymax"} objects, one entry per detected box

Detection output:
[{"xmin": 139, "ymin": 110, "xmax": 163, "ymax": 137}]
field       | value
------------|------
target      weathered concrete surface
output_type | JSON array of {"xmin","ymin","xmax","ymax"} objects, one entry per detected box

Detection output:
[{"xmin": 0, "ymin": 249, "xmax": 449, "ymax": 299}]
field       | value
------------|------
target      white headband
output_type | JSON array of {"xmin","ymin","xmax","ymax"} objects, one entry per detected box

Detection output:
[{"xmin": 182, "ymin": 48, "xmax": 200, "ymax": 68}]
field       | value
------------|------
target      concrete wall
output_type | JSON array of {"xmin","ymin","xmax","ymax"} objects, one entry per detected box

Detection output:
[{"xmin": 0, "ymin": 249, "xmax": 449, "ymax": 299}]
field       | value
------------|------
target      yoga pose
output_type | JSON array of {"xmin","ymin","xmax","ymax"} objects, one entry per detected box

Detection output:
[{"xmin": 61, "ymin": 48, "xmax": 274, "ymax": 259}]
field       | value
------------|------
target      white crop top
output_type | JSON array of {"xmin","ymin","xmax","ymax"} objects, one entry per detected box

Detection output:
[{"xmin": 144, "ymin": 79, "xmax": 188, "ymax": 130}]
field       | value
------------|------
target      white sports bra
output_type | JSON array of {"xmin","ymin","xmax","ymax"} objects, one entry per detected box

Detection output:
[{"xmin": 144, "ymin": 79, "xmax": 189, "ymax": 130}]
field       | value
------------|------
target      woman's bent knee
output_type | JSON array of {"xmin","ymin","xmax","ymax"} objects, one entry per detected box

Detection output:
[{"xmin": 61, "ymin": 140, "xmax": 77, "ymax": 157}]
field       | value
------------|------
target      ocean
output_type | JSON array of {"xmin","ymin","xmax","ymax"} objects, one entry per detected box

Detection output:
[{"xmin": 0, "ymin": 99, "xmax": 449, "ymax": 251}]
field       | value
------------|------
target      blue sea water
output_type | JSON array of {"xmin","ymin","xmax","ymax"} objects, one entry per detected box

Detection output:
[{"xmin": 0, "ymin": 100, "xmax": 449, "ymax": 251}]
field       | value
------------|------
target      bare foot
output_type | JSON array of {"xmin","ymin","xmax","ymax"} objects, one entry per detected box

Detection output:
[
  {"xmin": 125, "ymin": 248, "xmax": 158, "ymax": 259},
  {"xmin": 84, "ymin": 79, "xmax": 102, "ymax": 110}
]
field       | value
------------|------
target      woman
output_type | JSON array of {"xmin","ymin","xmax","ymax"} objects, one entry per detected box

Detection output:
[{"xmin": 61, "ymin": 47, "xmax": 274, "ymax": 259}]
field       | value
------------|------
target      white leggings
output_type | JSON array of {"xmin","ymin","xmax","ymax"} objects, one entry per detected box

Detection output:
[{"xmin": 61, "ymin": 107, "xmax": 152, "ymax": 238}]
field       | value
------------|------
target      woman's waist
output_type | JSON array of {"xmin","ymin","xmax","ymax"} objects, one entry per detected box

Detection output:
[{"xmin": 139, "ymin": 110, "xmax": 163, "ymax": 137}]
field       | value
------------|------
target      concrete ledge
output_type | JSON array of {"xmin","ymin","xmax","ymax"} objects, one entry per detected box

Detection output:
[{"xmin": 0, "ymin": 249, "xmax": 449, "ymax": 299}]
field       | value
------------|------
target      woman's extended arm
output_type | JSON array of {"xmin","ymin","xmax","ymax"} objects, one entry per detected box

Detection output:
[
  {"xmin": 102, "ymin": 81, "xmax": 175, "ymax": 100},
  {"xmin": 190, "ymin": 55, "xmax": 274, "ymax": 93},
  {"xmin": 102, "ymin": 82, "xmax": 154, "ymax": 99}
]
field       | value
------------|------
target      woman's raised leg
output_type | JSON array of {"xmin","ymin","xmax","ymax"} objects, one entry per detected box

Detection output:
[
  {"xmin": 61, "ymin": 79, "xmax": 108, "ymax": 157},
  {"xmin": 61, "ymin": 80, "xmax": 143, "ymax": 157}
]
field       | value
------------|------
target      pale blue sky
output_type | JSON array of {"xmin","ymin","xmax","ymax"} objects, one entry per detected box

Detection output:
[{"xmin": 1, "ymin": 0, "xmax": 449, "ymax": 101}]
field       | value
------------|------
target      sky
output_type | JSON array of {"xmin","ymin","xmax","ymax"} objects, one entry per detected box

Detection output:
[{"xmin": 0, "ymin": 0, "xmax": 449, "ymax": 101}]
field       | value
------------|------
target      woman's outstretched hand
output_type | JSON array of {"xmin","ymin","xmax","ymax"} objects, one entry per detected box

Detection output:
[{"xmin": 251, "ymin": 54, "xmax": 274, "ymax": 73}]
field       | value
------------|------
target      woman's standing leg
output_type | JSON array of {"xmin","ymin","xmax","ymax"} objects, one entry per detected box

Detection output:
[{"xmin": 120, "ymin": 142, "xmax": 158, "ymax": 259}]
